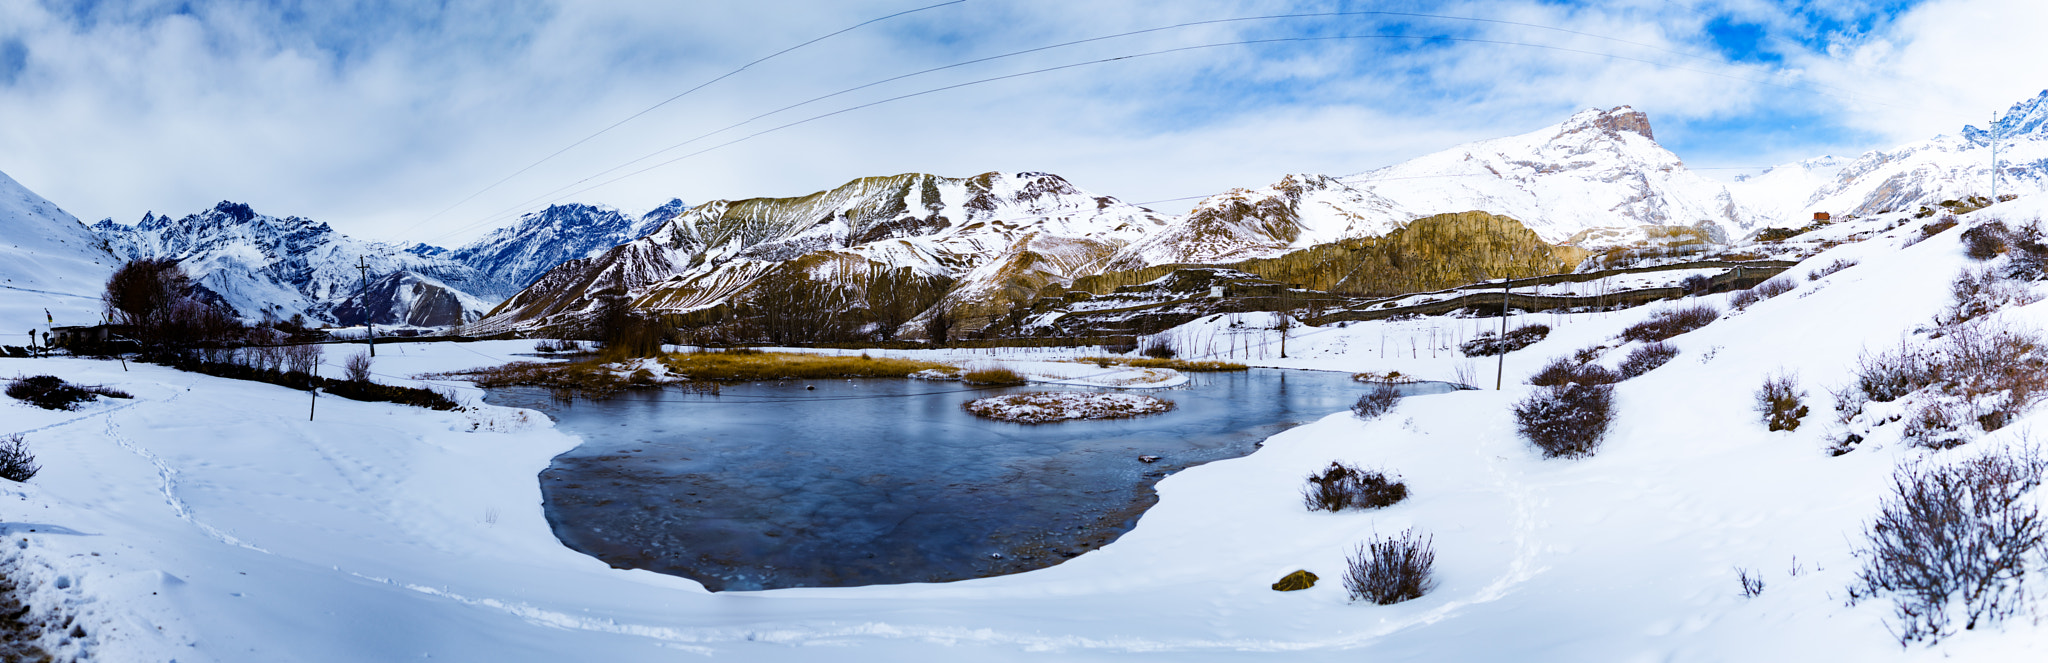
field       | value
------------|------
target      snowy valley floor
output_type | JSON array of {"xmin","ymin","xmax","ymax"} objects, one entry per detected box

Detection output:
[{"xmin": 8, "ymin": 211, "xmax": 2048, "ymax": 660}]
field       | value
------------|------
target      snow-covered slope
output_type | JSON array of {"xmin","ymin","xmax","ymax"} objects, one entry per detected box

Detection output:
[
  {"xmin": 448, "ymin": 201, "xmax": 681, "ymax": 295},
  {"xmin": 1732, "ymin": 89, "xmax": 2048, "ymax": 224},
  {"xmin": 92, "ymin": 202, "xmax": 503, "ymax": 325},
  {"xmin": 471, "ymin": 172, "xmax": 1170, "ymax": 336},
  {"xmin": 1114, "ymin": 107, "xmax": 1750, "ymax": 268},
  {"xmin": 0, "ymin": 169, "xmax": 116, "ymax": 329},
  {"xmin": 14, "ymin": 203, "xmax": 2048, "ymax": 660}
]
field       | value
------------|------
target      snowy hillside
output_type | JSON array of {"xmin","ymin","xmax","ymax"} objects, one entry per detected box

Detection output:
[
  {"xmin": 470, "ymin": 171, "xmax": 1170, "ymax": 336},
  {"xmin": 447, "ymin": 201, "xmax": 682, "ymax": 295},
  {"xmin": 92, "ymin": 202, "xmax": 503, "ymax": 325},
  {"xmin": 1732, "ymin": 89, "xmax": 2048, "ymax": 225},
  {"xmin": 12, "ymin": 199, "xmax": 2048, "ymax": 660},
  {"xmin": 0, "ymin": 169, "xmax": 115, "ymax": 329},
  {"xmin": 1113, "ymin": 107, "xmax": 1750, "ymax": 269}
]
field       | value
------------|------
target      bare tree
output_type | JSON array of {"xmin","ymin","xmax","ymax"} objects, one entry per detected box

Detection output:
[{"xmin": 344, "ymin": 351, "xmax": 374, "ymax": 383}]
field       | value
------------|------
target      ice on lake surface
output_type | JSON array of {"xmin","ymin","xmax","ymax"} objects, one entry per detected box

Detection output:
[{"xmin": 490, "ymin": 370, "xmax": 1464, "ymax": 591}]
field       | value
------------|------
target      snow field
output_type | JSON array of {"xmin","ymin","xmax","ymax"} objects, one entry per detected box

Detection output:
[{"xmin": 4, "ymin": 204, "xmax": 2048, "ymax": 659}]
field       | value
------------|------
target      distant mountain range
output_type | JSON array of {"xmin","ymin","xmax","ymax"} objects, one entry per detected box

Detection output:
[{"xmin": 5, "ymin": 89, "xmax": 2043, "ymax": 336}]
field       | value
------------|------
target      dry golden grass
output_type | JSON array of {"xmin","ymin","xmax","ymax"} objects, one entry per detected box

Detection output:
[
  {"xmin": 1077, "ymin": 356, "xmax": 1248, "ymax": 372},
  {"xmin": 432, "ymin": 360, "xmax": 639, "ymax": 399},
  {"xmin": 961, "ymin": 367, "xmax": 1028, "ymax": 385},
  {"xmin": 660, "ymin": 350, "xmax": 949, "ymax": 381}
]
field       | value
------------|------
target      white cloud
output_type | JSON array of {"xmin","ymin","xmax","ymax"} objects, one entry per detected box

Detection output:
[{"xmin": 0, "ymin": 0, "xmax": 2037, "ymax": 247}]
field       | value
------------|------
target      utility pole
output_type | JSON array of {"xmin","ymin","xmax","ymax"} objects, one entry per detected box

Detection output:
[
  {"xmin": 1991, "ymin": 111, "xmax": 2001, "ymax": 203},
  {"xmin": 1497, "ymin": 278, "xmax": 1510, "ymax": 390},
  {"xmin": 354, "ymin": 256, "xmax": 375, "ymax": 357}
]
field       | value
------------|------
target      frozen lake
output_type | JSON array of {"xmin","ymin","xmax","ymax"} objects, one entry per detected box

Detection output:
[{"xmin": 490, "ymin": 369, "xmax": 1462, "ymax": 591}]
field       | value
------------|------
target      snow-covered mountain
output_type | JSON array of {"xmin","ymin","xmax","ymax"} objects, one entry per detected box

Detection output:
[
  {"xmin": 0, "ymin": 168, "xmax": 117, "ymax": 329},
  {"xmin": 92, "ymin": 202, "xmax": 501, "ymax": 325},
  {"xmin": 469, "ymin": 171, "xmax": 1170, "ymax": 336},
  {"xmin": 448, "ymin": 201, "xmax": 681, "ymax": 295},
  {"xmin": 85, "ymin": 199, "xmax": 682, "ymax": 327},
  {"xmin": 1731, "ymin": 89, "xmax": 2048, "ymax": 223},
  {"xmin": 1113, "ymin": 106, "xmax": 1751, "ymax": 268}
]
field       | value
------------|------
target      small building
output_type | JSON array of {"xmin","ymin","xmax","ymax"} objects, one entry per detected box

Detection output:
[
  {"xmin": 1813, "ymin": 212, "xmax": 1832, "ymax": 222},
  {"xmin": 49, "ymin": 324, "xmax": 132, "ymax": 348}
]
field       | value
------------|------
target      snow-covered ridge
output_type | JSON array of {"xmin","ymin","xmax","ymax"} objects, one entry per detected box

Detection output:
[
  {"xmin": 470, "ymin": 171, "xmax": 1172, "ymax": 336},
  {"xmin": 1732, "ymin": 89, "xmax": 2048, "ymax": 224},
  {"xmin": 0, "ymin": 169, "xmax": 117, "ymax": 327}
]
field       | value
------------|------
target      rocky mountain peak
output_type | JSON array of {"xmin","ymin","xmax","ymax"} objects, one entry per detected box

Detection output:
[
  {"xmin": 1558, "ymin": 105, "xmax": 1655, "ymax": 142},
  {"xmin": 1964, "ymin": 89, "xmax": 2048, "ymax": 145}
]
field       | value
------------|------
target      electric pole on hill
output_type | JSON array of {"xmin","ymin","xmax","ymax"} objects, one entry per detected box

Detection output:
[
  {"xmin": 1992, "ymin": 111, "xmax": 2001, "ymax": 203},
  {"xmin": 355, "ymin": 256, "xmax": 375, "ymax": 357}
]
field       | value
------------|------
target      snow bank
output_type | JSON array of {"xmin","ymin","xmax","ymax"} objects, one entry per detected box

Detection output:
[{"xmin": 962, "ymin": 391, "xmax": 1174, "ymax": 424}]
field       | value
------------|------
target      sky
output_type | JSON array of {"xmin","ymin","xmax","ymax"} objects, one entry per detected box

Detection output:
[{"xmin": 0, "ymin": 0, "xmax": 2043, "ymax": 246}]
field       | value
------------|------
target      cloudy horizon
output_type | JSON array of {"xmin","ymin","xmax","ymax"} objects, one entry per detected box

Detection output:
[{"xmin": 1, "ymin": 0, "xmax": 2041, "ymax": 247}]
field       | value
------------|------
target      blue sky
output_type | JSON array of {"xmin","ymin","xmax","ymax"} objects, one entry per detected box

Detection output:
[{"xmin": 0, "ymin": 0, "xmax": 2039, "ymax": 244}]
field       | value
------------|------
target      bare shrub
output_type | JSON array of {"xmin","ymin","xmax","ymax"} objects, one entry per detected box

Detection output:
[
  {"xmin": 1901, "ymin": 400, "xmax": 1971, "ymax": 450},
  {"xmin": 1344, "ymin": 529, "xmax": 1437, "ymax": 605},
  {"xmin": 282, "ymin": 343, "xmax": 322, "ymax": 376},
  {"xmin": 1618, "ymin": 342, "xmax": 1679, "ymax": 379},
  {"xmin": 1962, "ymin": 221, "xmax": 2009, "ymax": 260},
  {"xmin": 1620, "ymin": 304, "xmax": 1720, "ymax": 343},
  {"xmin": 1942, "ymin": 267, "xmax": 2036, "ymax": 326},
  {"xmin": 1515, "ymin": 383, "xmax": 1615, "ymax": 458},
  {"xmin": 1738, "ymin": 567, "xmax": 1766, "ymax": 598},
  {"xmin": 1756, "ymin": 372, "xmax": 1810, "ymax": 432},
  {"xmin": 344, "ymin": 351, "xmax": 374, "ymax": 383},
  {"xmin": 533, "ymin": 338, "xmax": 582, "ymax": 354},
  {"xmin": 1352, "ymin": 383, "xmax": 1401, "ymax": 419},
  {"xmin": 1528, "ymin": 356, "xmax": 1618, "ymax": 387},
  {"xmin": 1680, "ymin": 274, "xmax": 1714, "ymax": 296},
  {"xmin": 1141, "ymin": 336, "xmax": 1177, "ymax": 359},
  {"xmin": 1809, "ymin": 258, "xmax": 1859, "ymax": 281},
  {"xmin": 1852, "ymin": 446, "xmax": 2047, "ymax": 645},
  {"xmin": 1301, "ymin": 462, "xmax": 1408, "ymax": 512},
  {"xmin": 1853, "ymin": 343, "xmax": 1938, "ymax": 404},
  {"xmin": 1459, "ymin": 324, "xmax": 1549, "ymax": 357},
  {"xmin": 1732, "ymin": 278, "xmax": 1797, "ymax": 309},
  {"xmin": 0, "ymin": 434, "xmax": 37, "ymax": 483},
  {"xmin": 6, "ymin": 375, "xmax": 130, "ymax": 411}
]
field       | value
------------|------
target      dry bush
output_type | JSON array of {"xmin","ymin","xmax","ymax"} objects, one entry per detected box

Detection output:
[
  {"xmin": 1809, "ymin": 258, "xmax": 1859, "ymax": 281},
  {"xmin": 0, "ymin": 434, "xmax": 38, "ymax": 483},
  {"xmin": 6, "ymin": 375, "xmax": 130, "ymax": 411},
  {"xmin": 1756, "ymin": 372, "xmax": 1810, "ymax": 432},
  {"xmin": 1515, "ymin": 383, "xmax": 1615, "ymax": 458},
  {"xmin": 1838, "ymin": 324, "xmax": 2048, "ymax": 448},
  {"xmin": 1738, "ymin": 568, "xmax": 1766, "ymax": 598},
  {"xmin": 1302, "ymin": 462, "xmax": 1407, "ymax": 512},
  {"xmin": 1962, "ymin": 221, "xmax": 2009, "ymax": 260},
  {"xmin": 1618, "ymin": 342, "xmax": 1679, "ymax": 379},
  {"xmin": 1344, "ymin": 529, "xmax": 1437, "ymax": 605},
  {"xmin": 533, "ymin": 338, "xmax": 582, "ymax": 354},
  {"xmin": 1528, "ymin": 356, "xmax": 1619, "ymax": 387},
  {"xmin": 1851, "ymin": 445, "xmax": 2047, "ymax": 645},
  {"xmin": 1731, "ymin": 278, "xmax": 1797, "ymax": 309},
  {"xmin": 1141, "ymin": 336, "xmax": 1178, "ymax": 359},
  {"xmin": 1459, "ymin": 324, "xmax": 1550, "ymax": 357},
  {"xmin": 1943, "ymin": 267, "xmax": 2037, "ymax": 326},
  {"xmin": 1620, "ymin": 304, "xmax": 1720, "ymax": 343},
  {"xmin": 961, "ymin": 366, "xmax": 1027, "ymax": 386},
  {"xmin": 1352, "ymin": 384, "xmax": 1401, "ymax": 419},
  {"xmin": 1906, "ymin": 217, "xmax": 1961, "ymax": 247},
  {"xmin": 343, "ymin": 351, "xmax": 374, "ymax": 383},
  {"xmin": 282, "ymin": 343, "xmax": 322, "ymax": 376}
]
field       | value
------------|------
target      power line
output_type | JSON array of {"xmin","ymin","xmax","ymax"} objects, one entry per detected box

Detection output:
[
  {"xmin": 440, "ymin": 30, "xmax": 1815, "ymax": 237},
  {"xmin": 412, "ymin": 10, "xmax": 1837, "ymax": 245},
  {"xmin": 414, "ymin": 0, "xmax": 966, "ymax": 230}
]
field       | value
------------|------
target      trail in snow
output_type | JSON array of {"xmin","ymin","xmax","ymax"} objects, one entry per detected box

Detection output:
[{"xmin": 99, "ymin": 410, "xmax": 271, "ymax": 555}]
